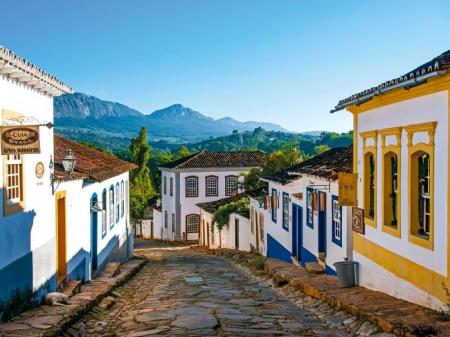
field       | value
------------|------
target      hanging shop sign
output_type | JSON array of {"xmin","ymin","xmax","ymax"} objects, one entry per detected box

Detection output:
[
  {"xmin": 1, "ymin": 126, "xmax": 41, "ymax": 154},
  {"xmin": 352, "ymin": 207, "xmax": 365, "ymax": 235},
  {"xmin": 338, "ymin": 173, "xmax": 358, "ymax": 206}
]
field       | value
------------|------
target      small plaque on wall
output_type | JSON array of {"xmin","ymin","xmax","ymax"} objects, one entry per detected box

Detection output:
[
  {"xmin": 352, "ymin": 207, "xmax": 365, "ymax": 234},
  {"xmin": 338, "ymin": 173, "xmax": 358, "ymax": 206}
]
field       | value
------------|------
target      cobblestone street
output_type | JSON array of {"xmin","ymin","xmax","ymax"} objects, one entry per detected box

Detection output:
[{"xmin": 67, "ymin": 241, "xmax": 377, "ymax": 337}]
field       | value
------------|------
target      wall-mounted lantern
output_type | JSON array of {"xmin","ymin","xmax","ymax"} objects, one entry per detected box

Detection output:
[{"xmin": 61, "ymin": 149, "xmax": 76, "ymax": 178}]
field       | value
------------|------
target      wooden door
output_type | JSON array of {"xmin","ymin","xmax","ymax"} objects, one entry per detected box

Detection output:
[
  {"xmin": 56, "ymin": 192, "xmax": 67, "ymax": 283},
  {"xmin": 318, "ymin": 192, "xmax": 327, "ymax": 256},
  {"xmin": 235, "ymin": 218, "xmax": 239, "ymax": 249}
]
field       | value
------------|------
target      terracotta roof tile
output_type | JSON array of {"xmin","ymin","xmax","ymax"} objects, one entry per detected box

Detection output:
[
  {"xmin": 265, "ymin": 146, "xmax": 352, "ymax": 184},
  {"xmin": 160, "ymin": 151, "xmax": 266, "ymax": 170},
  {"xmin": 54, "ymin": 135, "xmax": 137, "ymax": 182}
]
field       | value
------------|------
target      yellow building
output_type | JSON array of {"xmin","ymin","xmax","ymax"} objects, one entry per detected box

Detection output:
[{"xmin": 331, "ymin": 50, "xmax": 450, "ymax": 309}]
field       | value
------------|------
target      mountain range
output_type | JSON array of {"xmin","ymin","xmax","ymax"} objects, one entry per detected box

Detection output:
[{"xmin": 54, "ymin": 93, "xmax": 288, "ymax": 146}]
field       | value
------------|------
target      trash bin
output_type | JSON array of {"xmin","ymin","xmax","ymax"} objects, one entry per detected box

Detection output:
[{"xmin": 334, "ymin": 260, "xmax": 357, "ymax": 288}]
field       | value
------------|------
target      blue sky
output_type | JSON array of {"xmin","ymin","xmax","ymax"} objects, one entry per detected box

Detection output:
[{"xmin": 1, "ymin": 1, "xmax": 449, "ymax": 132}]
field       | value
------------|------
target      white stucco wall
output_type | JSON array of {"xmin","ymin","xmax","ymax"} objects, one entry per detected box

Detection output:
[
  {"xmin": 249, "ymin": 198, "xmax": 266, "ymax": 255},
  {"xmin": 0, "ymin": 76, "xmax": 56, "ymax": 299},
  {"xmin": 54, "ymin": 171, "xmax": 131, "ymax": 281},
  {"xmin": 356, "ymin": 91, "xmax": 448, "ymax": 277}
]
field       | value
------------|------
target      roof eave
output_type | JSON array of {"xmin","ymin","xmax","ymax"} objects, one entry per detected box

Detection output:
[{"xmin": 330, "ymin": 70, "xmax": 446, "ymax": 113}]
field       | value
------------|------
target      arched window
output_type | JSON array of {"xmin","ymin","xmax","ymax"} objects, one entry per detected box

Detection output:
[
  {"xmin": 364, "ymin": 152, "xmax": 376, "ymax": 221},
  {"xmin": 186, "ymin": 214, "xmax": 200, "ymax": 233},
  {"xmin": 185, "ymin": 176, "xmax": 198, "ymax": 197},
  {"xmin": 109, "ymin": 185, "xmax": 114, "ymax": 228},
  {"xmin": 163, "ymin": 176, "xmax": 167, "ymax": 194},
  {"xmin": 383, "ymin": 151, "xmax": 399, "ymax": 229},
  {"xmin": 411, "ymin": 151, "xmax": 432, "ymax": 238},
  {"xmin": 170, "ymin": 177, "xmax": 174, "ymax": 196},
  {"xmin": 225, "ymin": 176, "xmax": 238, "ymax": 196},
  {"xmin": 102, "ymin": 189, "xmax": 107, "ymax": 237},
  {"xmin": 116, "ymin": 183, "xmax": 120, "ymax": 223},
  {"xmin": 121, "ymin": 181, "xmax": 125, "ymax": 218},
  {"xmin": 205, "ymin": 176, "xmax": 218, "ymax": 196}
]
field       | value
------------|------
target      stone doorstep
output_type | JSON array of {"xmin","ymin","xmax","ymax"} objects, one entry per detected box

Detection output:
[
  {"xmin": 0, "ymin": 257, "xmax": 146, "ymax": 337},
  {"xmin": 264, "ymin": 258, "xmax": 450, "ymax": 337}
]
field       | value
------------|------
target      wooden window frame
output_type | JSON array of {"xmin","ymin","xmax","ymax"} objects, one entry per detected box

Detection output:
[
  {"xmin": 406, "ymin": 122, "xmax": 436, "ymax": 251},
  {"xmin": 205, "ymin": 175, "xmax": 219, "ymax": 197},
  {"xmin": 3, "ymin": 154, "xmax": 25, "ymax": 216},
  {"xmin": 225, "ymin": 175, "xmax": 238, "ymax": 196},
  {"xmin": 185, "ymin": 176, "xmax": 198, "ymax": 198},
  {"xmin": 271, "ymin": 188, "xmax": 277, "ymax": 223},
  {"xmin": 360, "ymin": 131, "xmax": 378, "ymax": 228},
  {"xmin": 109, "ymin": 185, "xmax": 115, "ymax": 229},
  {"xmin": 186, "ymin": 214, "xmax": 200, "ymax": 233},
  {"xmin": 282, "ymin": 192, "xmax": 289, "ymax": 231},
  {"xmin": 331, "ymin": 195, "xmax": 342, "ymax": 246},
  {"xmin": 380, "ymin": 127, "xmax": 402, "ymax": 238}
]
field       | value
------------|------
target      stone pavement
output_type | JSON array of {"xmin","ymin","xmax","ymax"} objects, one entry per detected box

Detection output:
[
  {"xmin": 0, "ymin": 258, "xmax": 146, "ymax": 337},
  {"xmin": 63, "ymin": 240, "xmax": 386, "ymax": 337},
  {"xmin": 263, "ymin": 257, "xmax": 450, "ymax": 337}
]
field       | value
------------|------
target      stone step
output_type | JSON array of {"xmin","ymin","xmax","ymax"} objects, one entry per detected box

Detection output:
[
  {"xmin": 99, "ymin": 262, "xmax": 121, "ymax": 278},
  {"xmin": 61, "ymin": 279, "xmax": 82, "ymax": 297},
  {"xmin": 305, "ymin": 262, "xmax": 325, "ymax": 274}
]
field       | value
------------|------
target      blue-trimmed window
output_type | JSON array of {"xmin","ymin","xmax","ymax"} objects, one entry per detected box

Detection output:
[
  {"xmin": 282, "ymin": 192, "xmax": 289, "ymax": 231},
  {"xmin": 306, "ymin": 188, "xmax": 313, "ymax": 228},
  {"xmin": 271, "ymin": 188, "xmax": 277, "ymax": 223},
  {"xmin": 331, "ymin": 195, "xmax": 342, "ymax": 247},
  {"xmin": 121, "ymin": 181, "xmax": 125, "ymax": 218},
  {"xmin": 102, "ymin": 189, "xmax": 107, "ymax": 238},
  {"xmin": 115, "ymin": 183, "xmax": 120, "ymax": 223},
  {"xmin": 109, "ymin": 185, "xmax": 115, "ymax": 229}
]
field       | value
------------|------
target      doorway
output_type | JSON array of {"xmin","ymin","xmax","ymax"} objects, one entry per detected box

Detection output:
[
  {"xmin": 292, "ymin": 204, "xmax": 303, "ymax": 263},
  {"xmin": 234, "ymin": 218, "xmax": 239, "ymax": 249},
  {"xmin": 318, "ymin": 192, "xmax": 327, "ymax": 259},
  {"xmin": 90, "ymin": 194, "xmax": 98, "ymax": 275},
  {"xmin": 56, "ymin": 191, "xmax": 67, "ymax": 284}
]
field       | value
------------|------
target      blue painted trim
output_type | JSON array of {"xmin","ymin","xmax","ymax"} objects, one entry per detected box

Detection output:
[
  {"xmin": 282, "ymin": 192, "xmax": 289, "ymax": 231},
  {"xmin": 306, "ymin": 187, "xmax": 313, "ymax": 228},
  {"xmin": 331, "ymin": 195, "xmax": 343, "ymax": 247},
  {"xmin": 102, "ymin": 189, "xmax": 107, "ymax": 239},
  {"xmin": 271, "ymin": 188, "xmax": 277, "ymax": 223},
  {"xmin": 109, "ymin": 185, "xmax": 115, "ymax": 229},
  {"xmin": 318, "ymin": 191, "xmax": 327, "ymax": 255},
  {"xmin": 300, "ymin": 246, "xmax": 317, "ymax": 267},
  {"xmin": 326, "ymin": 265, "xmax": 337, "ymax": 276},
  {"xmin": 267, "ymin": 234, "xmax": 291, "ymax": 263}
]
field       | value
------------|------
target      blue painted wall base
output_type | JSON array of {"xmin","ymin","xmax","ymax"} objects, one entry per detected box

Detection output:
[{"xmin": 267, "ymin": 234, "xmax": 292, "ymax": 263}]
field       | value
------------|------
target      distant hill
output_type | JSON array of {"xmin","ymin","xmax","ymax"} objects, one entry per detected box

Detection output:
[
  {"xmin": 186, "ymin": 127, "xmax": 353, "ymax": 157},
  {"xmin": 54, "ymin": 93, "xmax": 288, "ymax": 144}
]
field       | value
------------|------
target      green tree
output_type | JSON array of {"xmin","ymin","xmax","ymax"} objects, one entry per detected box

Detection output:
[
  {"xmin": 129, "ymin": 127, "xmax": 154, "ymax": 225},
  {"xmin": 314, "ymin": 144, "xmax": 331, "ymax": 155},
  {"xmin": 176, "ymin": 146, "xmax": 191, "ymax": 158}
]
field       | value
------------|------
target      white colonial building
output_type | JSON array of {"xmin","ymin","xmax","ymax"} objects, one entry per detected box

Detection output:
[
  {"xmin": 52, "ymin": 135, "xmax": 136, "ymax": 282},
  {"xmin": 258, "ymin": 146, "xmax": 353, "ymax": 275},
  {"xmin": 0, "ymin": 46, "xmax": 136, "ymax": 318},
  {"xmin": 331, "ymin": 50, "xmax": 450, "ymax": 309},
  {"xmin": 0, "ymin": 46, "xmax": 73, "ymax": 311},
  {"xmin": 158, "ymin": 151, "xmax": 266, "ymax": 241}
]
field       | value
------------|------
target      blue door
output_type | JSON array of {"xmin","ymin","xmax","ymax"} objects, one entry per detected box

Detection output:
[
  {"xmin": 292, "ymin": 204, "xmax": 303, "ymax": 262},
  {"xmin": 318, "ymin": 192, "xmax": 327, "ymax": 255},
  {"xmin": 90, "ymin": 194, "xmax": 98, "ymax": 273}
]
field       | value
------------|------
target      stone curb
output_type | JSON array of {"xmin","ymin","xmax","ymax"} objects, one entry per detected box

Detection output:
[{"xmin": 0, "ymin": 257, "xmax": 147, "ymax": 337}]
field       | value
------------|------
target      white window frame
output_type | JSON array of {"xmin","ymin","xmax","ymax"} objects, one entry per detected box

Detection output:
[
  {"xmin": 225, "ymin": 176, "xmax": 238, "ymax": 196},
  {"xmin": 5, "ymin": 154, "xmax": 22, "ymax": 207},
  {"xmin": 332, "ymin": 199, "xmax": 341, "ymax": 241}
]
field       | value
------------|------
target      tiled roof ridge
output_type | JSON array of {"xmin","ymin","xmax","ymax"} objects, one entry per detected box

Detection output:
[
  {"xmin": 173, "ymin": 150, "xmax": 204, "ymax": 168},
  {"xmin": 54, "ymin": 134, "xmax": 137, "ymax": 182},
  {"xmin": 0, "ymin": 46, "xmax": 73, "ymax": 95},
  {"xmin": 332, "ymin": 50, "xmax": 450, "ymax": 112}
]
